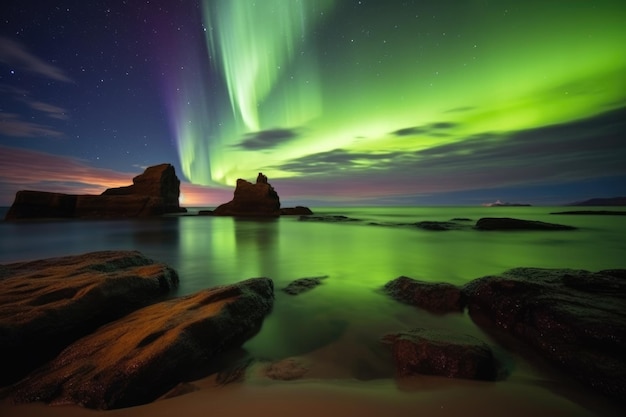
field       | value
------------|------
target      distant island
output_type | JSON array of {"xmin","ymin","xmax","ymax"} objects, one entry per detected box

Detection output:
[
  {"xmin": 482, "ymin": 200, "xmax": 531, "ymax": 207},
  {"xmin": 567, "ymin": 196, "xmax": 626, "ymax": 206},
  {"xmin": 4, "ymin": 164, "xmax": 185, "ymax": 220}
]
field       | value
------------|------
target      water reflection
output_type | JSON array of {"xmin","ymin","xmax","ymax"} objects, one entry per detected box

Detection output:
[{"xmin": 233, "ymin": 217, "xmax": 279, "ymax": 279}]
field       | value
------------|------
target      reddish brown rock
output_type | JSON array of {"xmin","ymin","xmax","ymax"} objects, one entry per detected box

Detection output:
[
  {"xmin": 0, "ymin": 251, "xmax": 179, "ymax": 385},
  {"xmin": 211, "ymin": 173, "xmax": 281, "ymax": 216},
  {"xmin": 383, "ymin": 328, "xmax": 500, "ymax": 380},
  {"xmin": 280, "ymin": 206, "xmax": 314, "ymax": 215},
  {"xmin": 463, "ymin": 268, "xmax": 626, "ymax": 402},
  {"xmin": 9, "ymin": 277, "xmax": 274, "ymax": 409},
  {"xmin": 5, "ymin": 163, "xmax": 184, "ymax": 219},
  {"xmin": 101, "ymin": 163, "xmax": 181, "ymax": 213},
  {"xmin": 384, "ymin": 276, "xmax": 464, "ymax": 314}
]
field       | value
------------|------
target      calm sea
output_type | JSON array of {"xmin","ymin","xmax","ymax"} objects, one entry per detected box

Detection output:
[{"xmin": 1, "ymin": 206, "xmax": 624, "ymax": 412}]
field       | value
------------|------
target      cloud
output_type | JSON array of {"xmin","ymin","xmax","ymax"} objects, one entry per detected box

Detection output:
[
  {"xmin": 0, "ymin": 113, "xmax": 64, "ymax": 137},
  {"xmin": 0, "ymin": 37, "xmax": 73, "ymax": 82},
  {"xmin": 392, "ymin": 126, "xmax": 428, "ymax": 136},
  {"xmin": 273, "ymin": 107, "xmax": 626, "ymax": 201},
  {"xmin": 23, "ymin": 99, "xmax": 69, "ymax": 120},
  {"xmin": 392, "ymin": 121, "xmax": 458, "ymax": 137},
  {"xmin": 237, "ymin": 128, "xmax": 300, "ymax": 150},
  {"xmin": 0, "ymin": 146, "xmax": 134, "ymax": 204}
]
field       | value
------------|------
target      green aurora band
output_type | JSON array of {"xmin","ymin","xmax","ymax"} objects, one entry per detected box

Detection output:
[{"xmin": 175, "ymin": 0, "xmax": 626, "ymax": 190}]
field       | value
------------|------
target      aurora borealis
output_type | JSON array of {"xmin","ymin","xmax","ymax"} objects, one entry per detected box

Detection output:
[{"xmin": 1, "ymin": 0, "xmax": 625, "ymax": 206}]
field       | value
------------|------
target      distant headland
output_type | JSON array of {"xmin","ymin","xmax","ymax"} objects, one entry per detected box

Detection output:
[{"xmin": 4, "ymin": 163, "xmax": 186, "ymax": 220}]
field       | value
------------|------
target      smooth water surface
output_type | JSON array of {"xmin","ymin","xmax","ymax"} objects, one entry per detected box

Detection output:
[{"xmin": 1, "ymin": 206, "xmax": 624, "ymax": 414}]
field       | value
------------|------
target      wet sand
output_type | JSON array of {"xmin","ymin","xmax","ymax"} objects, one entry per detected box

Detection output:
[
  {"xmin": 1, "ymin": 355, "xmax": 622, "ymax": 417},
  {"xmin": 1, "ymin": 376, "xmax": 620, "ymax": 417}
]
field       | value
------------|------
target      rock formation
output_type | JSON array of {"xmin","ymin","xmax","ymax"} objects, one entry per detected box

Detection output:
[
  {"xmin": 475, "ymin": 217, "xmax": 576, "ymax": 231},
  {"xmin": 383, "ymin": 276, "xmax": 464, "ymax": 314},
  {"xmin": 0, "ymin": 251, "xmax": 179, "ymax": 385},
  {"xmin": 381, "ymin": 267, "xmax": 626, "ymax": 401},
  {"xmin": 207, "ymin": 173, "xmax": 312, "ymax": 217},
  {"xmin": 5, "ymin": 163, "xmax": 185, "ymax": 220},
  {"xmin": 382, "ymin": 328, "xmax": 501, "ymax": 381},
  {"xmin": 463, "ymin": 268, "xmax": 626, "ymax": 401},
  {"xmin": 9, "ymin": 277, "xmax": 274, "ymax": 409},
  {"xmin": 209, "ymin": 173, "xmax": 280, "ymax": 216},
  {"xmin": 281, "ymin": 276, "xmax": 328, "ymax": 295}
]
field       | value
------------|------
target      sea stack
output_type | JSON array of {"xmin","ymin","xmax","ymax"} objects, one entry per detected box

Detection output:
[
  {"xmin": 5, "ymin": 163, "xmax": 185, "ymax": 220},
  {"xmin": 210, "ymin": 173, "xmax": 281, "ymax": 217}
]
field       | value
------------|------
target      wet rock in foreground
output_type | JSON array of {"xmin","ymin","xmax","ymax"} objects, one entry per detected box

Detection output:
[
  {"xmin": 9, "ymin": 277, "xmax": 274, "ymax": 410},
  {"xmin": 384, "ymin": 276, "xmax": 464, "ymax": 314},
  {"xmin": 464, "ymin": 268, "xmax": 626, "ymax": 402},
  {"xmin": 382, "ymin": 328, "xmax": 501, "ymax": 381},
  {"xmin": 282, "ymin": 276, "xmax": 328, "ymax": 295},
  {"xmin": 475, "ymin": 217, "xmax": 576, "ymax": 231},
  {"xmin": 0, "ymin": 250, "xmax": 179, "ymax": 385}
]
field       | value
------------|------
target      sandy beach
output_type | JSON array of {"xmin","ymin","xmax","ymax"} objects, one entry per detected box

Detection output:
[{"xmin": 2, "ymin": 347, "xmax": 622, "ymax": 417}]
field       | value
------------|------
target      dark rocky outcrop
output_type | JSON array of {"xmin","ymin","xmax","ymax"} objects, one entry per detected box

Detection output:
[
  {"xmin": 200, "ymin": 175, "xmax": 313, "ymax": 217},
  {"xmin": 210, "ymin": 173, "xmax": 281, "ymax": 217},
  {"xmin": 382, "ymin": 328, "xmax": 501, "ymax": 380},
  {"xmin": 383, "ymin": 276, "xmax": 464, "ymax": 314},
  {"xmin": 282, "ymin": 276, "xmax": 328, "ymax": 295},
  {"xmin": 0, "ymin": 251, "xmax": 179, "ymax": 385},
  {"xmin": 9, "ymin": 277, "xmax": 274, "ymax": 410},
  {"xmin": 5, "ymin": 163, "xmax": 185, "ymax": 220},
  {"xmin": 280, "ymin": 206, "xmax": 314, "ymax": 215},
  {"xmin": 414, "ymin": 221, "xmax": 460, "ymax": 231},
  {"xmin": 463, "ymin": 268, "xmax": 626, "ymax": 401},
  {"xmin": 475, "ymin": 217, "xmax": 576, "ymax": 231}
]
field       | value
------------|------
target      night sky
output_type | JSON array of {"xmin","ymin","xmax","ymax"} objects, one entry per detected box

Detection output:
[{"xmin": 1, "ymin": 0, "xmax": 625, "ymax": 207}]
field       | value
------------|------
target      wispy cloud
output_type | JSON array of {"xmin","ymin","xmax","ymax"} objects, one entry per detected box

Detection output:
[
  {"xmin": 0, "ymin": 37, "xmax": 73, "ymax": 82},
  {"xmin": 0, "ymin": 113, "xmax": 64, "ymax": 138},
  {"xmin": 273, "ymin": 107, "xmax": 626, "ymax": 201},
  {"xmin": 0, "ymin": 146, "xmax": 133, "ymax": 204},
  {"xmin": 236, "ymin": 128, "xmax": 300, "ymax": 150},
  {"xmin": 22, "ymin": 99, "xmax": 69, "ymax": 120}
]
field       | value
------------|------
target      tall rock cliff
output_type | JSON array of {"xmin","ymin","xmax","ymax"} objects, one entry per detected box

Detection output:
[
  {"xmin": 211, "ymin": 173, "xmax": 281, "ymax": 216},
  {"xmin": 5, "ymin": 163, "xmax": 184, "ymax": 220}
]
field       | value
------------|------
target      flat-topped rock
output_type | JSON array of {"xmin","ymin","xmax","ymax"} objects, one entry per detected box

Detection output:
[
  {"xmin": 463, "ymin": 268, "xmax": 626, "ymax": 401},
  {"xmin": 384, "ymin": 276, "xmax": 464, "ymax": 314},
  {"xmin": 9, "ymin": 277, "xmax": 274, "ymax": 409},
  {"xmin": 282, "ymin": 276, "xmax": 328, "ymax": 295},
  {"xmin": 475, "ymin": 217, "xmax": 576, "ymax": 231},
  {"xmin": 0, "ymin": 251, "xmax": 179, "ymax": 385},
  {"xmin": 382, "ymin": 328, "xmax": 501, "ymax": 380},
  {"xmin": 5, "ymin": 163, "xmax": 185, "ymax": 219}
]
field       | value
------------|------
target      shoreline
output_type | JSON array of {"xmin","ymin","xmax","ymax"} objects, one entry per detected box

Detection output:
[{"xmin": 2, "ymin": 374, "xmax": 622, "ymax": 417}]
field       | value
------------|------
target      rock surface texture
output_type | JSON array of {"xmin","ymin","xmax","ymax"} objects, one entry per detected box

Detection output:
[
  {"xmin": 211, "ymin": 173, "xmax": 281, "ymax": 216},
  {"xmin": 475, "ymin": 217, "xmax": 576, "ymax": 231},
  {"xmin": 384, "ymin": 276, "xmax": 464, "ymax": 314},
  {"xmin": 383, "ymin": 328, "xmax": 500, "ymax": 380},
  {"xmin": 9, "ymin": 277, "xmax": 274, "ymax": 409},
  {"xmin": 205, "ymin": 173, "xmax": 313, "ymax": 216},
  {"xmin": 0, "ymin": 251, "xmax": 179, "ymax": 385},
  {"xmin": 463, "ymin": 268, "xmax": 626, "ymax": 402},
  {"xmin": 282, "ymin": 276, "xmax": 328, "ymax": 295},
  {"xmin": 5, "ymin": 163, "xmax": 184, "ymax": 219}
]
